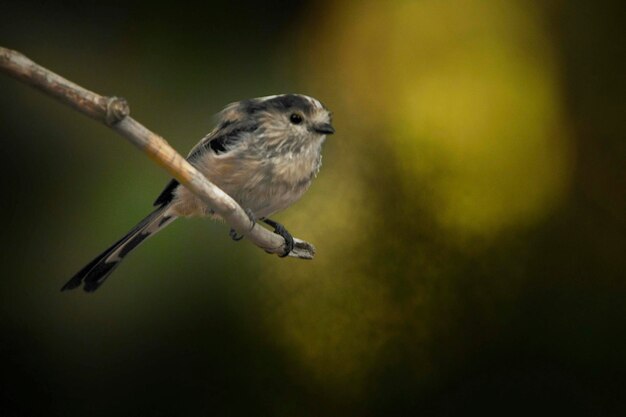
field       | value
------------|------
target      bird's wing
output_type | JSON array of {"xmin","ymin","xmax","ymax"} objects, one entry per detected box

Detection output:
[
  {"xmin": 152, "ymin": 118, "xmax": 259, "ymax": 207},
  {"xmin": 186, "ymin": 118, "xmax": 259, "ymax": 159}
]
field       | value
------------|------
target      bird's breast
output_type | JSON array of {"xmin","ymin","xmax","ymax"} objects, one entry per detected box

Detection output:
[
  {"xmin": 171, "ymin": 142, "xmax": 322, "ymax": 219},
  {"xmin": 268, "ymin": 147, "xmax": 322, "ymax": 186}
]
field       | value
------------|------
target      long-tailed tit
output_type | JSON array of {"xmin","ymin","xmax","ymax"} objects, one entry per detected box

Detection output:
[{"xmin": 62, "ymin": 94, "xmax": 334, "ymax": 292}]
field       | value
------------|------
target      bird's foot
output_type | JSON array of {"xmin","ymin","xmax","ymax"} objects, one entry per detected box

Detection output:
[
  {"xmin": 263, "ymin": 218, "xmax": 294, "ymax": 257},
  {"xmin": 229, "ymin": 228, "xmax": 244, "ymax": 241},
  {"xmin": 229, "ymin": 208, "xmax": 256, "ymax": 241}
]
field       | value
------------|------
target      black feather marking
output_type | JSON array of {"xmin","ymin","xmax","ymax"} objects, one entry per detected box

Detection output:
[
  {"xmin": 196, "ymin": 121, "xmax": 259, "ymax": 157},
  {"xmin": 153, "ymin": 179, "xmax": 180, "ymax": 207},
  {"xmin": 61, "ymin": 219, "xmax": 148, "ymax": 292},
  {"xmin": 62, "ymin": 251, "xmax": 110, "ymax": 290},
  {"xmin": 208, "ymin": 135, "xmax": 228, "ymax": 153},
  {"xmin": 118, "ymin": 231, "xmax": 151, "ymax": 258},
  {"xmin": 158, "ymin": 215, "xmax": 172, "ymax": 227},
  {"xmin": 242, "ymin": 94, "xmax": 316, "ymax": 116},
  {"xmin": 62, "ymin": 206, "xmax": 168, "ymax": 292},
  {"xmin": 268, "ymin": 94, "xmax": 314, "ymax": 113},
  {"xmin": 83, "ymin": 261, "xmax": 120, "ymax": 292},
  {"xmin": 240, "ymin": 99, "xmax": 267, "ymax": 114},
  {"xmin": 153, "ymin": 120, "xmax": 257, "ymax": 206}
]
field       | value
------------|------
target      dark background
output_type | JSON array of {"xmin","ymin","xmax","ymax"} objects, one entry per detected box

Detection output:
[{"xmin": 0, "ymin": 0, "xmax": 624, "ymax": 416}]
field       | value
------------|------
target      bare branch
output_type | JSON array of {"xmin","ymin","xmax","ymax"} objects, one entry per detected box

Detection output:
[{"xmin": 0, "ymin": 47, "xmax": 315, "ymax": 259}]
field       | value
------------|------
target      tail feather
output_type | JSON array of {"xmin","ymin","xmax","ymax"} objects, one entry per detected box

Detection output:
[{"xmin": 62, "ymin": 205, "xmax": 177, "ymax": 292}]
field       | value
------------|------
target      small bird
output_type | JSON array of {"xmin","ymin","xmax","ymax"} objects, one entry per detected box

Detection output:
[{"xmin": 62, "ymin": 94, "xmax": 334, "ymax": 292}]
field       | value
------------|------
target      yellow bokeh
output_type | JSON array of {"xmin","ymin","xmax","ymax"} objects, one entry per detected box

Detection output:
[
  {"xmin": 259, "ymin": 0, "xmax": 575, "ymax": 392},
  {"xmin": 305, "ymin": 0, "xmax": 573, "ymax": 236}
]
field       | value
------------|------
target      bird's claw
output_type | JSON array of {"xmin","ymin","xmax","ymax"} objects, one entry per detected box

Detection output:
[
  {"xmin": 263, "ymin": 219, "xmax": 294, "ymax": 257},
  {"xmin": 229, "ymin": 228, "xmax": 244, "ymax": 241},
  {"xmin": 229, "ymin": 208, "xmax": 256, "ymax": 241}
]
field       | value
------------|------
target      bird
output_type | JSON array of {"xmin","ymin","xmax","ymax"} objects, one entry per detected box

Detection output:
[{"xmin": 62, "ymin": 94, "xmax": 334, "ymax": 292}]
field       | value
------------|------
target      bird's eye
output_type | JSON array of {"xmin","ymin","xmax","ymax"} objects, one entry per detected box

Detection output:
[{"xmin": 289, "ymin": 113, "xmax": 303, "ymax": 125}]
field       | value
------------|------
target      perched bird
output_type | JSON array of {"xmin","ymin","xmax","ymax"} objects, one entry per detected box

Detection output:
[{"xmin": 62, "ymin": 94, "xmax": 334, "ymax": 292}]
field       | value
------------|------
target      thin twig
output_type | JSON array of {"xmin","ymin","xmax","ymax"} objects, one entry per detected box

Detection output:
[{"xmin": 0, "ymin": 47, "xmax": 315, "ymax": 259}]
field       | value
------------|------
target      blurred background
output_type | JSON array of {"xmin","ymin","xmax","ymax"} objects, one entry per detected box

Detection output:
[{"xmin": 0, "ymin": 0, "xmax": 624, "ymax": 415}]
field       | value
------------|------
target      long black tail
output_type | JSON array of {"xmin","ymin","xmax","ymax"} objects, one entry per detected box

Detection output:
[{"xmin": 62, "ymin": 205, "xmax": 177, "ymax": 292}]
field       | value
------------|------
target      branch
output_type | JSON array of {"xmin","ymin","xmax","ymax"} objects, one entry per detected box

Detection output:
[{"xmin": 0, "ymin": 47, "xmax": 315, "ymax": 259}]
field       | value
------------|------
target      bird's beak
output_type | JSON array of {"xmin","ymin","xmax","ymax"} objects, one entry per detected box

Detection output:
[{"xmin": 313, "ymin": 123, "xmax": 335, "ymax": 135}]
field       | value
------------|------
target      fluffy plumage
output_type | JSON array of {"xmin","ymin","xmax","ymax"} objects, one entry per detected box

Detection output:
[{"xmin": 63, "ymin": 94, "xmax": 333, "ymax": 292}]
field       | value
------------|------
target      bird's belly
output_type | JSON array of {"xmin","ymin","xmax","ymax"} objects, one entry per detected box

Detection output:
[
  {"xmin": 233, "ymin": 178, "xmax": 310, "ymax": 220},
  {"xmin": 170, "ymin": 153, "xmax": 316, "ymax": 219},
  {"xmin": 219, "ymin": 151, "xmax": 318, "ymax": 218}
]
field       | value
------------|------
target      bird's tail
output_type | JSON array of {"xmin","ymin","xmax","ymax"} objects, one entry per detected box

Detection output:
[{"xmin": 62, "ymin": 205, "xmax": 177, "ymax": 292}]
